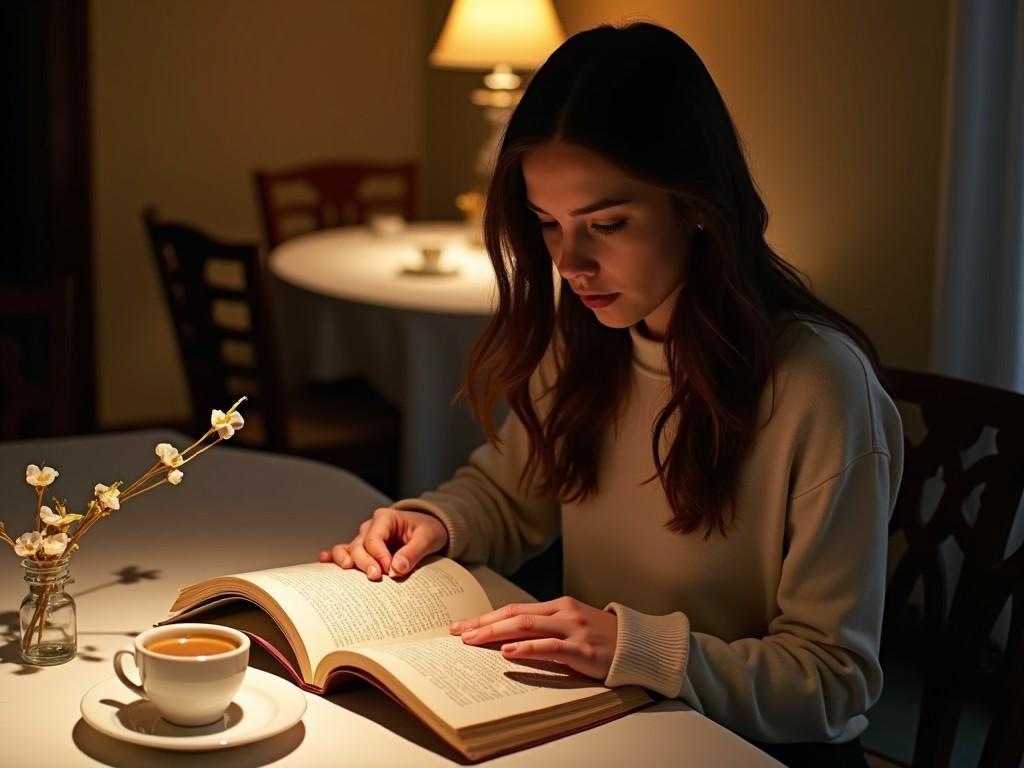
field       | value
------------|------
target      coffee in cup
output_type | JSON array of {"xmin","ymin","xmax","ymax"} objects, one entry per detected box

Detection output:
[
  {"xmin": 146, "ymin": 635, "xmax": 238, "ymax": 657},
  {"xmin": 114, "ymin": 623, "xmax": 249, "ymax": 726}
]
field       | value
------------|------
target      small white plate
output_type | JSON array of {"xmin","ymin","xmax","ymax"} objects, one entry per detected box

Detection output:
[
  {"xmin": 399, "ymin": 264, "xmax": 460, "ymax": 277},
  {"xmin": 80, "ymin": 667, "xmax": 306, "ymax": 751}
]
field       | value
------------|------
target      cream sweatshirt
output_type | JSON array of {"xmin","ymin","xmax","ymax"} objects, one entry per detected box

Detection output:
[{"xmin": 394, "ymin": 319, "xmax": 903, "ymax": 744}]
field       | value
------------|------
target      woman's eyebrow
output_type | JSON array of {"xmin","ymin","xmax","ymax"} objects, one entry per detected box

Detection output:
[{"xmin": 526, "ymin": 198, "xmax": 632, "ymax": 216}]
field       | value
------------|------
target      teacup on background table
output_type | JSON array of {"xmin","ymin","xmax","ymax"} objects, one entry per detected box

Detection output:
[
  {"xmin": 402, "ymin": 241, "xmax": 460, "ymax": 276},
  {"xmin": 368, "ymin": 213, "xmax": 406, "ymax": 236},
  {"xmin": 419, "ymin": 246, "xmax": 444, "ymax": 272},
  {"xmin": 113, "ymin": 623, "xmax": 249, "ymax": 726}
]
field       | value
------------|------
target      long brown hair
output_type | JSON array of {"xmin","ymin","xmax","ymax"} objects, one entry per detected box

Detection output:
[{"xmin": 466, "ymin": 22, "xmax": 880, "ymax": 537}]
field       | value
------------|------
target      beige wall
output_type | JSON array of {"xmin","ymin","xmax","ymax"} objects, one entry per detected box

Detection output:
[
  {"xmin": 421, "ymin": 0, "xmax": 493, "ymax": 220},
  {"xmin": 425, "ymin": 0, "xmax": 951, "ymax": 370},
  {"xmin": 91, "ymin": 0, "xmax": 424, "ymax": 426},
  {"xmin": 94, "ymin": 0, "xmax": 949, "ymax": 425}
]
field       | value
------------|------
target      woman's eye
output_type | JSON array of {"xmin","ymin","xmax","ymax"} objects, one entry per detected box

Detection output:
[
  {"xmin": 592, "ymin": 220, "xmax": 627, "ymax": 234},
  {"xmin": 537, "ymin": 219, "xmax": 626, "ymax": 234}
]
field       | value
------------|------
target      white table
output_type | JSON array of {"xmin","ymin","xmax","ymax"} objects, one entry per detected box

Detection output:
[
  {"xmin": 269, "ymin": 223, "xmax": 497, "ymax": 498},
  {"xmin": 0, "ymin": 431, "xmax": 780, "ymax": 767}
]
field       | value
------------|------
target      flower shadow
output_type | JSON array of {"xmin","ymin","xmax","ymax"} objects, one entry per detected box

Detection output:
[
  {"xmin": 0, "ymin": 608, "xmax": 43, "ymax": 675},
  {"xmin": 72, "ymin": 565, "xmax": 162, "ymax": 599}
]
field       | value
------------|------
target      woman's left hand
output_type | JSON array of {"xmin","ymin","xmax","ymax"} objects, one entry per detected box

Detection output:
[{"xmin": 450, "ymin": 596, "xmax": 618, "ymax": 680}]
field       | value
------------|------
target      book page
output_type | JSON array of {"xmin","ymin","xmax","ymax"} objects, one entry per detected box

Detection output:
[
  {"xmin": 239, "ymin": 558, "xmax": 492, "ymax": 667},
  {"xmin": 352, "ymin": 634, "xmax": 617, "ymax": 730}
]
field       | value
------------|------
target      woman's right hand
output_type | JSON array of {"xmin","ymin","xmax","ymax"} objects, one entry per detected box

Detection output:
[{"xmin": 318, "ymin": 508, "xmax": 449, "ymax": 580}]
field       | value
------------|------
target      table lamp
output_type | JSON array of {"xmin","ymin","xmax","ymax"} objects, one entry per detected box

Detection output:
[{"xmin": 430, "ymin": 0, "xmax": 565, "ymax": 233}]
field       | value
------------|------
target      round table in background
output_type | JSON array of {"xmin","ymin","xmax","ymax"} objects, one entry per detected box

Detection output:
[{"xmin": 269, "ymin": 222, "xmax": 496, "ymax": 498}]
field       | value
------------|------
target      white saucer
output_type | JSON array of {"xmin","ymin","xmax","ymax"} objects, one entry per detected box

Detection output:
[
  {"xmin": 399, "ymin": 264, "xmax": 460, "ymax": 277},
  {"xmin": 80, "ymin": 667, "xmax": 306, "ymax": 751}
]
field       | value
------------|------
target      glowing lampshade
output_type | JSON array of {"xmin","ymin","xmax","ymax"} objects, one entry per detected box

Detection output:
[{"xmin": 430, "ymin": 0, "xmax": 565, "ymax": 71}]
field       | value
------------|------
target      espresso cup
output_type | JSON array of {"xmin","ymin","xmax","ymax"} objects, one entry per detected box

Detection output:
[
  {"xmin": 368, "ymin": 213, "xmax": 405, "ymax": 236},
  {"xmin": 113, "ymin": 623, "xmax": 250, "ymax": 726},
  {"xmin": 420, "ymin": 246, "xmax": 443, "ymax": 272}
]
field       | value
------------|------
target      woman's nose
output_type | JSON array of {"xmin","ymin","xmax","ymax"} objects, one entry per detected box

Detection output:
[{"xmin": 555, "ymin": 231, "xmax": 598, "ymax": 280}]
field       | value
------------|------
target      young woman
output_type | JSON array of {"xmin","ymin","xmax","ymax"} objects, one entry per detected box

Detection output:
[{"xmin": 320, "ymin": 22, "xmax": 901, "ymax": 767}]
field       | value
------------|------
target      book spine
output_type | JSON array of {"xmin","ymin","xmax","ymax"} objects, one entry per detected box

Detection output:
[{"xmin": 242, "ymin": 630, "xmax": 326, "ymax": 694}]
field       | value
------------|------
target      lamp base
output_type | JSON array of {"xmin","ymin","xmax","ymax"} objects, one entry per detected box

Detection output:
[{"xmin": 456, "ymin": 66, "xmax": 523, "ymax": 249}]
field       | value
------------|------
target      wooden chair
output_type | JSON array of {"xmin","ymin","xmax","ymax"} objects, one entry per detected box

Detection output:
[
  {"xmin": 254, "ymin": 161, "xmax": 417, "ymax": 248},
  {"xmin": 864, "ymin": 368, "xmax": 1024, "ymax": 768},
  {"xmin": 0, "ymin": 281, "xmax": 74, "ymax": 440},
  {"xmin": 142, "ymin": 208, "xmax": 401, "ymax": 495}
]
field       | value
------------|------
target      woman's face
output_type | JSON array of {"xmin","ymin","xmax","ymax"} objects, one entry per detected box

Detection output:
[{"xmin": 521, "ymin": 141, "xmax": 696, "ymax": 339}]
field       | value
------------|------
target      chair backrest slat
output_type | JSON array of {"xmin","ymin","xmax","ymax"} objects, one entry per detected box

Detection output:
[
  {"xmin": 142, "ymin": 208, "xmax": 289, "ymax": 451},
  {"xmin": 254, "ymin": 160, "xmax": 417, "ymax": 248},
  {"xmin": 882, "ymin": 367, "xmax": 1024, "ymax": 768}
]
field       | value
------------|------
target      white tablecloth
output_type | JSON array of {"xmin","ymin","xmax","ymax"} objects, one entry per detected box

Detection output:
[
  {"xmin": 269, "ymin": 224, "xmax": 498, "ymax": 497},
  {"xmin": 0, "ymin": 431, "xmax": 780, "ymax": 767}
]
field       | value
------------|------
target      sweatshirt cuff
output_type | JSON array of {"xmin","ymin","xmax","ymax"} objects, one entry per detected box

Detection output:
[
  {"xmin": 603, "ymin": 602, "xmax": 690, "ymax": 699},
  {"xmin": 391, "ymin": 497, "xmax": 468, "ymax": 559}
]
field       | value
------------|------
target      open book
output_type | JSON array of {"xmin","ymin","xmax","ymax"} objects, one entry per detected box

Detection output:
[{"xmin": 164, "ymin": 557, "xmax": 652, "ymax": 761}]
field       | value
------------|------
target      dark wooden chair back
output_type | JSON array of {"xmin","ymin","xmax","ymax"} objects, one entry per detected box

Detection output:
[
  {"xmin": 142, "ymin": 208, "xmax": 289, "ymax": 450},
  {"xmin": 881, "ymin": 367, "xmax": 1024, "ymax": 767},
  {"xmin": 0, "ymin": 281, "xmax": 73, "ymax": 440},
  {"xmin": 254, "ymin": 160, "xmax": 417, "ymax": 248}
]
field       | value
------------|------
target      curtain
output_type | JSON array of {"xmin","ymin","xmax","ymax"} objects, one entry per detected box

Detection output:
[
  {"xmin": 932, "ymin": 0, "xmax": 1024, "ymax": 392},
  {"xmin": 929, "ymin": 0, "xmax": 1024, "ymax": 654}
]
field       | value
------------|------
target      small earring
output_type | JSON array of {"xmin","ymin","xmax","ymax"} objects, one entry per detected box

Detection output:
[{"xmin": 696, "ymin": 220, "xmax": 705, "ymax": 231}]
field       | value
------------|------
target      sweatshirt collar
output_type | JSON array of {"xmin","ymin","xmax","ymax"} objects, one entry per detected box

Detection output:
[{"xmin": 629, "ymin": 324, "xmax": 669, "ymax": 379}]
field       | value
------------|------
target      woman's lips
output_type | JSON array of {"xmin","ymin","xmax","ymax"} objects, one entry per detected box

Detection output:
[{"xmin": 577, "ymin": 292, "xmax": 620, "ymax": 309}]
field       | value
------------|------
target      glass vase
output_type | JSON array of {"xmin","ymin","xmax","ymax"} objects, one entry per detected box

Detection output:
[{"xmin": 19, "ymin": 557, "xmax": 77, "ymax": 665}]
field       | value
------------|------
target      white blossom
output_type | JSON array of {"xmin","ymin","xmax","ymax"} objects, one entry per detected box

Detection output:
[
  {"xmin": 25, "ymin": 464, "xmax": 59, "ymax": 487},
  {"xmin": 154, "ymin": 443, "xmax": 183, "ymax": 467},
  {"xmin": 167, "ymin": 469, "xmax": 184, "ymax": 485},
  {"xmin": 14, "ymin": 531, "xmax": 43, "ymax": 557},
  {"xmin": 42, "ymin": 532, "xmax": 69, "ymax": 557},
  {"xmin": 210, "ymin": 408, "xmax": 245, "ymax": 439},
  {"xmin": 94, "ymin": 483, "xmax": 121, "ymax": 510},
  {"xmin": 39, "ymin": 505, "xmax": 82, "ymax": 527},
  {"xmin": 40, "ymin": 506, "xmax": 62, "ymax": 527}
]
